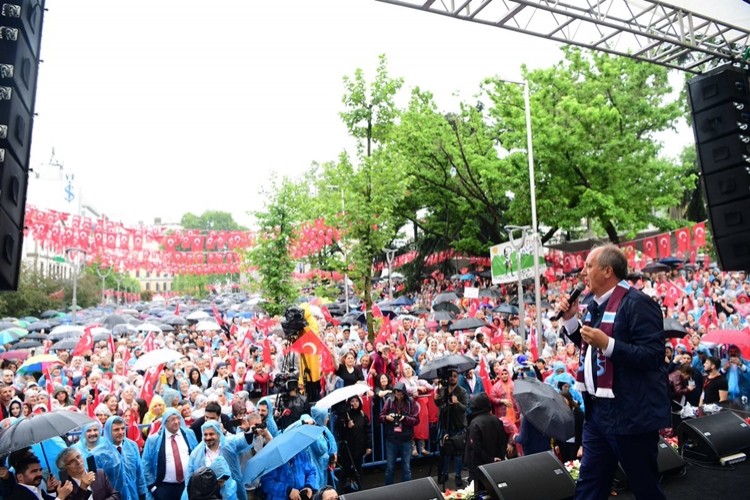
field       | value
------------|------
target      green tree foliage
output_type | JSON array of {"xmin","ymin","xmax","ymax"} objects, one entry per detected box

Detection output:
[
  {"xmin": 0, "ymin": 264, "xmax": 65, "ymax": 316},
  {"xmin": 336, "ymin": 55, "xmax": 410, "ymax": 338},
  {"xmin": 180, "ymin": 210, "xmax": 247, "ymax": 231},
  {"xmin": 248, "ymin": 177, "xmax": 306, "ymax": 316},
  {"xmin": 483, "ymin": 47, "xmax": 692, "ymax": 243}
]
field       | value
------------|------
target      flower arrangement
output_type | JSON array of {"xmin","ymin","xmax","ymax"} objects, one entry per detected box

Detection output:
[
  {"xmin": 564, "ymin": 460, "xmax": 581, "ymax": 481},
  {"xmin": 663, "ymin": 436, "xmax": 679, "ymax": 451},
  {"xmin": 444, "ymin": 480, "xmax": 476, "ymax": 499}
]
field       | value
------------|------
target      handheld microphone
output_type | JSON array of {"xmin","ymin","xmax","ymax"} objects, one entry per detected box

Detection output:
[{"xmin": 552, "ymin": 283, "xmax": 586, "ymax": 321}]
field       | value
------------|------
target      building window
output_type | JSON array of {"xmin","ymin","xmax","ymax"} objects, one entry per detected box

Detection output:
[{"xmin": 146, "ymin": 283, "xmax": 151, "ymax": 291}]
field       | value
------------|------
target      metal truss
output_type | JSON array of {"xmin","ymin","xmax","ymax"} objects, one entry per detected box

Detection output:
[{"xmin": 375, "ymin": 0, "xmax": 750, "ymax": 73}]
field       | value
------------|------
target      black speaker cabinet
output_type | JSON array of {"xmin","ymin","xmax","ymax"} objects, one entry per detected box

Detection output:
[
  {"xmin": 477, "ymin": 451, "xmax": 575, "ymax": 500},
  {"xmin": 678, "ymin": 411, "xmax": 750, "ymax": 462},
  {"xmin": 615, "ymin": 436, "xmax": 686, "ymax": 485},
  {"xmin": 339, "ymin": 477, "xmax": 443, "ymax": 500}
]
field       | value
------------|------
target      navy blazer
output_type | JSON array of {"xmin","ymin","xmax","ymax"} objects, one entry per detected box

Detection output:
[{"xmin": 564, "ymin": 288, "xmax": 670, "ymax": 435}]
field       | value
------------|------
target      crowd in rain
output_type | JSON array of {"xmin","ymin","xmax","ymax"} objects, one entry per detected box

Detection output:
[{"xmin": 0, "ymin": 261, "xmax": 748, "ymax": 500}]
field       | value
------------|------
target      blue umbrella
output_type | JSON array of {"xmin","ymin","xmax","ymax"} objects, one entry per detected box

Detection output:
[
  {"xmin": 460, "ymin": 273, "xmax": 475, "ymax": 280},
  {"xmin": 244, "ymin": 424, "xmax": 324, "ymax": 485},
  {"xmin": 391, "ymin": 296, "xmax": 413, "ymax": 306},
  {"xmin": 493, "ymin": 303, "xmax": 519, "ymax": 315}
]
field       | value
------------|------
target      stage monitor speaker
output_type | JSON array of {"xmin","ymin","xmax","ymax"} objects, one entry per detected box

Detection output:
[
  {"xmin": 687, "ymin": 64, "xmax": 750, "ymax": 271},
  {"xmin": 678, "ymin": 411, "xmax": 750, "ymax": 462},
  {"xmin": 477, "ymin": 451, "xmax": 575, "ymax": 500},
  {"xmin": 615, "ymin": 436, "xmax": 685, "ymax": 485},
  {"xmin": 339, "ymin": 477, "xmax": 443, "ymax": 500},
  {"xmin": 0, "ymin": 0, "xmax": 46, "ymax": 290}
]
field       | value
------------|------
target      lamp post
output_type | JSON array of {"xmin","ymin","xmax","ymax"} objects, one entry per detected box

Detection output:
[
  {"xmin": 504, "ymin": 225, "xmax": 530, "ymax": 339},
  {"xmin": 385, "ymin": 249, "xmax": 396, "ymax": 300},
  {"xmin": 65, "ymin": 248, "xmax": 87, "ymax": 325},
  {"xmin": 115, "ymin": 276, "xmax": 122, "ymax": 305},
  {"xmin": 95, "ymin": 266, "xmax": 111, "ymax": 305}
]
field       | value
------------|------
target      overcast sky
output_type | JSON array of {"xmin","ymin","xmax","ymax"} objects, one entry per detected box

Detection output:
[{"xmin": 26, "ymin": 0, "xmax": 748, "ymax": 228}]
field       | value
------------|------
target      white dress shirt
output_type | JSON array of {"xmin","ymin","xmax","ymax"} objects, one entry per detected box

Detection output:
[{"xmin": 163, "ymin": 431, "xmax": 189, "ymax": 483}]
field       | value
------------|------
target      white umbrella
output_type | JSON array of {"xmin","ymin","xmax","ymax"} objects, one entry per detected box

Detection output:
[
  {"xmin": 132, "ymin": 348, "xmax": 183, "ymax": 371},
  {"xmin": 195, "ymin": 320, "xmax": 222, "ymax": 331},
  {"xmin": 48, "ymin": 325, "xmax": 84, "ymax": 340},
  {"xmin": 314, "ymin": 383, "xmax": 371, "ymax": 410},
  {"xmin": 136, "ymin": 323, "xmax": 162, "ymax": 333},
  {"xmin": 187, "ymin": 310, "xmax": 210, "ymax": 321}
]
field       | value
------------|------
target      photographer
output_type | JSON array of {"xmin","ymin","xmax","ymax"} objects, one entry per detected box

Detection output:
[
  {"xmin": 273, "ymin": 378, "xmax": 308, "ymax": 431},
  {"xmin": 434, "ymin": 369, "xmax": 468, "ymax": 488},
  {"xmin": 241, "ymin": 412, "xmax": 273, "ymax": 495},
  {"xmin": 379, "ymin": 382, "xmax": 420, "ymax": 485},
  {"xmin": 333, "ymin": 396, "xmax": 371, "ymax": 492}
]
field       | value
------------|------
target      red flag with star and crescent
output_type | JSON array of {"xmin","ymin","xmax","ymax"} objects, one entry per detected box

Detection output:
[
  {"xmin": 477, "ymin": 357, "xmax": 492, "ymax": 393},
  {"xmin": 675, "ymin": 228, "xmax": 691, "ymax": 253},
  {"xmin": 657, "ymin": 233, "xmax": 672, "ymax": 258},
  {"xmin": 693, "ymin": 222, "xmax": 706, "ymax": 247},
  {"xmin": 290, "ymin": 330, "xmax": 335, "ymax": 373},
  {"xmin": 72, "ymin": 325, "xmax": 95, "ymax": 357}
]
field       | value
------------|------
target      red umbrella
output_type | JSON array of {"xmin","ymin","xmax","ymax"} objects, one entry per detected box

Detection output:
[
  {"xmin": 701, "ymin": 329, "xmax": 750, "ymax": 358},
  {"xmin": 0, "ymin": 350, "xmax": 30, "ymax": 361}
]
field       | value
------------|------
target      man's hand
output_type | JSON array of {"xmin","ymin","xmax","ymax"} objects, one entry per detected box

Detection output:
[
  {"xmin": 288, "ymin": 488, "xmax": 302, "ymax": 500},
  {"xmin": 57, "ymin": 481, "xmax": 74, "ymax": 500},
  {"xmin": 580, "ymin": 326, "xmax": 609, "ymax": 350},
  {"xmin": 558, "ymin": 295, "xmax": 580, "ymax": 322},
  {"xmin": 47, "ymin": 475, "xmax": 60, "ymax": 492},
  {"xmin": 301, "ymin": 487, "xmax": 312, "ymax": 499},
  {"xmin": 365, "ymin": 448, "xmax": 372, "ymax": 456},
  {"xmin": 80, "ymin": 471, "xmax": 96, "ymax": 489}
]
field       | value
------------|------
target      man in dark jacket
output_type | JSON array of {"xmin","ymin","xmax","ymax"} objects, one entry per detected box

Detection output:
[
  {"xmin": 379, "ymin": 382, "xmax": 420, "ymax": 485},
  {"xmin": 434, "ymin": 369, "xmax": 468, "ymax": 488},
  {"xmin": 464, "ymin": 393, "xmax": 510, "ymax": 485}
]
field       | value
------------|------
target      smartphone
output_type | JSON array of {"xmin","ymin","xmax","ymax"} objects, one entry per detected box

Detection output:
[
  {"xmin": 86, "ymin": 456, "xmax": 97, "ymax": 473},
  {"xmin": 59, "ymin": 470, "xmax": 69, "ymax": 484}
]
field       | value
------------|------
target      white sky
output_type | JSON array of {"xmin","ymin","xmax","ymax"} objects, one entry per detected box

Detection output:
[{"xmin": 26, "ymin": 0, "xmax": 749, "ymax": 228}]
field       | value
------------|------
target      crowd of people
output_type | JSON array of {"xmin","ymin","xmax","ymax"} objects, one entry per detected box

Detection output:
[{"xmin": 0, "ymin": 248, "xmax": 749, "ymax": 499}]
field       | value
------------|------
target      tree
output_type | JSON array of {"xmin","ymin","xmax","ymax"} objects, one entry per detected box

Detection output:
[
  {"xmin": 483, "ymin": 47, "xmax": 693, "ymax": 243},
  {"xmin": 180, "ymin": 210, "xmax": 247, "ymax": 231},
  {"xmin": 0, "ymin": 264, "xmax": 65, "ymax": 316},
  {"xmin": 336, "ymin": 54, "xmax": 409, "ymax": 338},
  {"xmin": 248, "ymin": 177, "xmax": 308, "ymax": 316}
]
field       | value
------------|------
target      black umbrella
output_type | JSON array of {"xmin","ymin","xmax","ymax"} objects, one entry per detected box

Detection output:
[
  {"xmin": 11, "ymin": 340, "xmax": 42, "ymax": 350},
  {"xmin": 113, "ymin": 324, "xmax": 137, "ymax": 335},
  {"xmin": 430, "ymin": 310, "xmax": 455, "ymax": 323},
  {"xmin": 411, "ymin": 307, "xmax": 430, "ymax": 316},
  {"xmin": 26, "ymin": 321, "xmax": 52, "ymax": 332},
  {"xmin": 93, "ymin": 331, "xmax": 114, "ymax": 342},
  {"xmin": 433, "ymin": 302, "xmax": 461, "ymax": 315},
  {"xmin": 642, "ymin": 262, "xmax": 671, "ymax": 274},
  {"xmin": 659, "ymin": 256, "xmax": 685, "ymax": 267},
  {"xmin": 40, "ymin": 310, "xmax": 60, "ymax": 319},
  {"xmin": 50, "ymin": 338, "xmax": 79, "ymax": 350},
  {"xmin": 664, "ymin": 318, "xmax": 688, "ymax": 338},
  {"xmin": 157, "ymin": 323, "xmax": 175, "ymax": 332},
  {"xmin": 102, "ymin": 314, "xmax": 128, "ymax": 329},
  {"xmin": 162, "ymin": 316, "xmax": 188, "ymax": 326},
  {"xmin": 493, "ymin": 303, "xmax": 519, "ymax": 315},
  {"xmin": 24, "ymin": 332, "xmax": 47, "ymax": 341},
  {"xmin": 449, "ymin": 318, "xmax": 489, "ymax": 332},
  {"xmin": 434, "ymin": 292, "xmax": 459, "ymax": 304},
  {"xmin": 0, "ymin": 322, "xmax": 16, "ymax": 331},
  {"xmin": 0, "ymin": 410, "xmax": 96, "ymax": 458},
  {"xmin": 513, "ymin": 378, "xmax": 574, "ymax": 442},
  {"xmin": 419, "ymin": 354, "xmax": 477, "ymax": 381},
  {"xmin": 478, "ymin": 288, "xmax": 501, "ymax": 299}
]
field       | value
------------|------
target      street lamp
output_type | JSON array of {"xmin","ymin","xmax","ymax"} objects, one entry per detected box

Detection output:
[
  {"xmin": 95, "ymin": 265, "xmax": 111, "ymax": 305},
  {"xmin": 504, "ymin": 225, "xmax": 530, "ymax": 339},
  {"xmin": 65, "ymin": 248, "xmax": 87, "ymax": 325}
]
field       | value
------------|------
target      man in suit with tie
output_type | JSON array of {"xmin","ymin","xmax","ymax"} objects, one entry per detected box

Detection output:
[
  {"xmin": 142, "ymin": 408, "xmax": 198, "ymax": 500},
  {"xmin": 54, "ymin": 448, "xmax": 119, "ymax": 500},
  {"xmin": 558, "ymin": 245, "xmax": 669, "ymax": 500},
  {"xmin": 8, "ymin": 451, "xmax": 73, "ymax": 500}
]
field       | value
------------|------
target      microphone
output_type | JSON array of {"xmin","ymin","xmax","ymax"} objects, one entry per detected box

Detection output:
[{"xmin": 552, "ymin": 283, "xmax": 586, "ymax": 321}]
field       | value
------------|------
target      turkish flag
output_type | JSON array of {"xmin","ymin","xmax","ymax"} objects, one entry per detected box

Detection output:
[
  {"xmin": 43, "ymin": 366, "xmax": 54, "ymax": 411},
  {"xmin": 212, "ymin": 303, "xmax": 225, "ymax": 326},
  {"xmin": 290, "ymin": 330, "xmax": 335, "ymax": 373},
  {"xmin": 675, "ymin": 228, "xmax": 691, "ymax": 252},
  {"xmin": 126, "ymin": 409, "xmax": 144, "ymax": 450},
  {"xmin": 372, "ymin": 304, "xmax": 383, "ymax": 319},
  {"xmin": 477, "ymin": 357, "xmax": 492, "ymax": 393},
  {"xmin": 320, "ymin": 305, "xmax": 338, "ymax": 326},
  {"xmin": 72, "ymin": 326, "xmax": 95, "ymax": 356},
  {"xmin": 693, "ymin": 222, "xmax": 706, "ymax": 247},
  {"xmin": 108, "ymin": 334, "xmax": 116, "ymax": 358},
  {"xmin": 657, "ymin": 233, "xmax": 671, "ymax": 258},
  {"xmin": 138, "ymin": 364, "xmax": 164, "ymax": 405},
  {"xmin": 142, "ymin": 330, "xmax": 156, "ymax": 352},
  {"xmin": 262, "ymin": 338, "xmax": 273, "ymax": 367},
  {"xmin": 643, "ymin": 237, "xmax": 657, "ymax": 259},
  {"xmin": 663, "ymin": 281, "xmax": 683, "ymax": 307}
]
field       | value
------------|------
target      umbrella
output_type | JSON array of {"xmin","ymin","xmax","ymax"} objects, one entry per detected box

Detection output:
[
  {"xmin": 513, "ymin": 377, "xmax": 575, "ymax": 442},
  {"xmin": 460, "ymin": 273, "xmax": 475, "ymax": 281},
  {"xmin": 48, "ymin": 325, "xmax": 84, "ymax": 340},
  {"xmin": 195, "ymin": 321, "xmax": 222, "ymax": 331},
  {"xmin": 0, "ymin": 411, "xmax": 97, "ymax": 457},
  {"xmin": 187, "ymin": 310, "xmax": 210, "ymax": 321},
  {"xmin": 664, "ymin": 318, "xmax": 687, "ymax": 339},
  {"xmin": 432, "ymin": 302, "xmax": 461, "ymax": 315},
  {"xmin": 244, "ymin": 425, "xmax": 325, "ymax": 485},
  {"xmin": 314, "ymin": 384, "xmax": 371, "ymax": 410},
  {"xmin": 659, "ymin": 256, "xmax": 685, "ymax": 267},
  {"xmin": 430, "ymin": 310, "xmax": 455, "ymax": 323},
  {"xmin": 26, "ymin": 321, "xmax": 52, "ymax": 332},
  {"xmin": 113, "ymin": 323, "xmax": 138, "ymax": 335},
  {"xmin": 419, "ymin": 354, "xmax": 477, "ymax": 381},
  {"xmin": 40, "ymin": 310, "xmax": 60, "ymax": 319},
  {"xmin": 156, "ymin": 323, "xmax": 175, "ymax": 332},
  {"xmin": 0, "ymin": 329, "xmax": 25, "ymax": 344},
  {"xmin": 391, "ymin": 296, "xmax": 413, "ymax": 306},
  {"xmin": 50, "ymin": 338, "xmax": 80, "ymax": 350},
  {"xmin": 434, "ymin": 292, "xmax": 459, "ymax": 304},
  {"xmin": 642, "ymin": 262, "xmax": 671, "ymax": 274},
  {"xmin": 448, "ymin": 318, "xmax": 488, "ymax": 332},
  {"xmin": 0, "ymin": 321, "xmax": 17, "ymax": 331},
  {"xmin": 102, "ymin": 314, "xmax": 128, "ymax": 328},
  {"xmin": 10, "ymin": 340, "xmax": 42, "ymax": 350},
  {"xmin": 493, "ymin": 303, "xmax": 519, "ymax": 315},
  {"xmin": 162, "ymin": 316, "xmax": 188, "ymax": 326},
  {"xmin": 136, "ymin": 323, "xmax": 162, "ymax": 333},
  {"xmin": 17, "ymin": 354, "xmax": 64, "ymax": 374},
  {"xmin": 132, "ymin": 348, "xmax": 183, "ymax": 371},
  {"xmin": 23, "ymin": 332, "xmax": 47, "ymax": 341},
  {"xmin": 478, "ymin": 288, "xmax": 501, "ymax": 299},
  {"xmin": 701, "ymin": 330, "xmax": 750, "ymax": 349},
  {"xmin": 0, "ymin": 350, "xmax": 29, "ymax": 361}
]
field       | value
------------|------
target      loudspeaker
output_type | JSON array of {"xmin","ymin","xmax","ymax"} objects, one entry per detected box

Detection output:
[
  {"xmin": 0, "ymin": 0, "xmax": 45, "ymax": 290},
  {"xmin": 687, "ymin": 64, "xmax": 750, "ymax": 271},
  {"xmin": 339, "ymin": 477, "xmax": 443, "ymax": 500},
  {"xmin": 678, "ymin": 411, "xmax": 750, "ymax": 462},
  {"xmin": 615, "ymin": 437, "xmax": 685, "ymax": 485},
  {"xmin": 477, "ymin": 451, "xmax": 575, "ymax": 500}
]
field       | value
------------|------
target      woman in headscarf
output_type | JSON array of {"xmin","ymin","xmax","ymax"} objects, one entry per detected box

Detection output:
[
  {"xmin": 142, "ymin": 394, "xmax": 166, "ymax": 436},
  {"xmin": 489, "ymin": 365, "xmax": 519, "ymax": 426},
  {"xmin": 334, "ymin": 395, "xmax": 371, "ymax": 492}
]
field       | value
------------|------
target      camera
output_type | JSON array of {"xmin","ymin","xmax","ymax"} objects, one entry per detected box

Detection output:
[
  {"xmin": 389, "ymin": 413, "xmax": 403, "ymax": 421},
  {"xmin": 251, "ymin": 422, "xmax": 267, "ymax": 434}
]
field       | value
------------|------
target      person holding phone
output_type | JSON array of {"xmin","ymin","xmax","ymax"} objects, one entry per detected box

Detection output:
[{"xmin": 55, "ymin": 448, "xmax": 119, "ymax": 500}]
